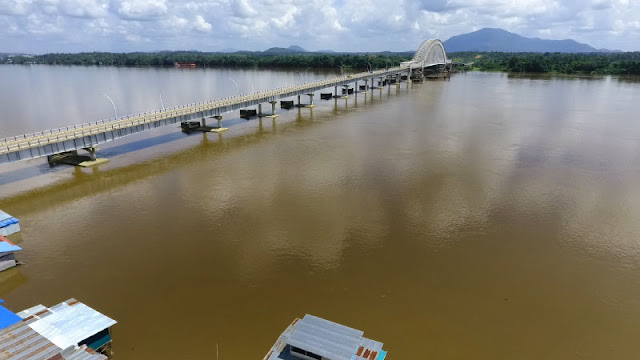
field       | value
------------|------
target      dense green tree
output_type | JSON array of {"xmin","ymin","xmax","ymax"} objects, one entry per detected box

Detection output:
[{"xmin": 449, "ymin": 51, "xmax": 640, "ymax": 75}]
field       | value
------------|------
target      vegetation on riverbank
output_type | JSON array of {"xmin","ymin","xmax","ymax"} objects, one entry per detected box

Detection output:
[
  {"xmin": 1, "ymin": 51, "xmax": 412, "ymax": 70},
  {"xmin": 4, "ymin": 50, "xmax": 640, "ymax": 75},
  {"xmin": 449, "ymin": 51, "xmax": 640, "ymax": 75}
]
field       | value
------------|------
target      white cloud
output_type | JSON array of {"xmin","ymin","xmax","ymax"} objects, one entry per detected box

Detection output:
[
  {"xmin": 26, "ymin": 13, "xmax": 63, "ymax": 35},
  {"xmin": 229, "ymin": 0, "xmax": 256, "ymax": 18},
  {"xmin": 0, "ymin": 0, "xmax": 34, "ymax": 16},
  {"xmin": 193, "ymin": 15, "xmax": 211, "ymax": 32},
  {"xmin": 0, "ymin": 0, "xmax": 639, "ymax": 53},
  {"xmin": 59, "ymin": 0, "xmax": 108, "ymax": 18},
  {"xmin": 114, "ymin": 0, "xmax": 168, "ymax": 20}
]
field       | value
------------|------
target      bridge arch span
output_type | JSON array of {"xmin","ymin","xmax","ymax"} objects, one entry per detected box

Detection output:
[{"xmin": 402, "ymin": 39, "xmax": 448, "ymax": 70}]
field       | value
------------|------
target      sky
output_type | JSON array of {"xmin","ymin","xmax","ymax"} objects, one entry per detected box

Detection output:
[{"xmin": 0, "ymin": 0, "xmax": 639, "ymax": 54}]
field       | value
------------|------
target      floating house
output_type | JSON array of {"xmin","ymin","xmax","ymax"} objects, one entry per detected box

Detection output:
[
  {"xmin": 0, "ymin": 298, "xmax": 117, "ymax": 359},
  {"xmin": 0, "ymin": 235, "xmax": 21, "ymax": 272},
  {"xmin": 0, "ymin": 210, "xmax": 19, "ymax": 237},
  {"xmin": 264, "ymin": 314, "xmax": 387, "ymax": 360}
]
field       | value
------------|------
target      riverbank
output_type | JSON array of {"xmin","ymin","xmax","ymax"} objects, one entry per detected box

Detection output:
[
  {"xmin": 0, "ymin": 52, "xmax": 412, "ymax": 70},
  {"xmin": 449, "ymin": 51, "xmax": 640, "ymax": 75}
]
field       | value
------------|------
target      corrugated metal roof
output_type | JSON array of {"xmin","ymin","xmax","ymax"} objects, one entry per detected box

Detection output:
[
  {"xmin": 0, "ymin": 235, "xmax": 21, "ymax": 254},
  {"xmin": 16, "ymin": 305, "xmax": 48, "ymax": 319},
  {"xmin": 0, "ymin": 210, "xmax": 12, "ymax": 222},
  {"xmin": 287, "ymin": 314, "xmax": 363, "ymax": 360},
  {"xmin": 264, "ymin": 315, "xmax": 386, "ymax": 360},
  {"xmin": 0, "ymin": 317, "xmax": 62, "ymax": 359},
  {"xmin": 58, "ymin": 344, "xmax": 108, "ymax": 360},
  {"xmin": 0, "ymin": 300, "xmax": 112, "ymax": 360},
  {"xmin": 28, "ymin": 301, "xmax": 116, "ymax": 350}
]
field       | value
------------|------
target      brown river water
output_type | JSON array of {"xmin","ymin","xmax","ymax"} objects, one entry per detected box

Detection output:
[{"xmin": 1, "ymin": 66, "xmax": 640, "ymax": 359}]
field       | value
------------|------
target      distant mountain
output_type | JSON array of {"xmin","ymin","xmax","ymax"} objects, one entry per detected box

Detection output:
[
  {"xmin": 444, "ymin": 28, "xmax": 614, "ymax": 53},
  {"xmin": 264, "ymin": 45, "xmax": 307, "ymax": 54}
]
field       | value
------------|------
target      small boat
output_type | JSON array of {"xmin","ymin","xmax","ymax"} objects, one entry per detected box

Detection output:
[{"xmin": 263, "ymin": 314, "xmax": 387, "ymax": 360}]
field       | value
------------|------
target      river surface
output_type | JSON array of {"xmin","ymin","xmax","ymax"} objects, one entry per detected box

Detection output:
[{"xmin": 1, "ymin": 66, "xmax": 640, "ymax": 359}]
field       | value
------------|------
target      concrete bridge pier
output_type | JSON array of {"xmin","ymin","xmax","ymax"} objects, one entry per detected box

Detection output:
[
  {"xmin": 306, "ymin": 93, "xmax": 316, "ymax": 108},
  {"xmin": 214, "ymin": 115, "xmax": 223, "ymax": 128},
  {"xmin": 266, "ymin": 101, "xmax": 279, "ymax": 118},
  {"xmin": 80, "ymin": 147, "xmax": 108, "ymax": 167},
  {"xmin": 258, "ymin": 104, "xmax": 263, "ymax": 116},
  {"xmin": 297, "ymin": 95, "xmax": 302, "ymax": 107},
  {"xmin": 209, "ymin": 115, "xmax": 228, "ymax": 133}
]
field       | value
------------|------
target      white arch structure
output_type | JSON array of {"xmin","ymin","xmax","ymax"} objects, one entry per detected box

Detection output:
[{"xmin": 401, "ymin": 39, "xmax": 449, "ymax": 70}]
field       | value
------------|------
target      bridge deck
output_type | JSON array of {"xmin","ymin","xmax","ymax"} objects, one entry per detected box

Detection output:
[{"xmin": 0, "ymin": 67, "xmax": 409, "ymax": 165}]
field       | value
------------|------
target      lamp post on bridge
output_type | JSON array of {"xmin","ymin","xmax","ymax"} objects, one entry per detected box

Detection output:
[
  {"xmin": 296, "ymin": 67, "xmax": 311, "ymax": 83},
  {"xmin": 102, "ymin": 93, "xmax": 118, "ymax": 119},
  {"xmin": 229, "ymin": 78, "xmax": 241, "ymax": 95}
]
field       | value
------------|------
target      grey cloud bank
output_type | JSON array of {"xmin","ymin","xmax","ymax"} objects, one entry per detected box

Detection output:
[{"xmin": 1, "ymin": 0, "xmax": 639, "ymax": 54}]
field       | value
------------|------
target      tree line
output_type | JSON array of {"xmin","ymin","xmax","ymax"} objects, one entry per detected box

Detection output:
[
  {"xmin": 4, "ymin": 50, "xmax": 640, "ymax": 75},
  {"xmin": 2, "ymin": 51, "xmax": 412, "ymax": 70},
  {"xmin": 449, "ymin": 51, "xmax": 640, "ymax": 75}
]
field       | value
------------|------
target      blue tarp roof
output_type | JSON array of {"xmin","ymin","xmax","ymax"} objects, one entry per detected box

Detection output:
[
  {"xmin": 0, "ymin": 236, "xmax": 21, "ymax": 253},
  {"xmin": 0, "ymin": 217, "xmax": 19, "ymax": 228},
  {"xmin": 0, "ymin": 299, "xmax": 21, "ymax": 330}
]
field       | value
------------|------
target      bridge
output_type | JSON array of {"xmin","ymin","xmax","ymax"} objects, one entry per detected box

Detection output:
[
  {"xmin": 0, "ymin": 39, "xmax": 449, "ymax": 167},
  {"xmin": 401, "ymin": 39, "xmax": 449, "ymax": 79}
]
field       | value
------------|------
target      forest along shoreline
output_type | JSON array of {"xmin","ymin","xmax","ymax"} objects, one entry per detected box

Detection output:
[{"xmin": 3, "ymin": 51, "xmax": 640, "ymax": 76}]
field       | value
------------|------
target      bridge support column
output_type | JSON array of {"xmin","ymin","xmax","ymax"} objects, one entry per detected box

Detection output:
[
  {"xmin": 71, "ymin": 147, "xmax": 109, "ymax": 167},
  {"xmin": 306, "ymin": 94, "xmax": 315, "ymax": 108},
  {"xmin": 297, "ymin": 95, "xmax": 301, "ymax": 107},
  {"xmin": 201, "ymin": 117, "xmax": 207, "ymax": 128},
  {"xmin": 86, "ymin": 147, "xmax": 97, "ymax": 161},
  {"xmin": 258, "ymin": 104, "xmax": 263, "ymax": 116},
  {"xmin": 208, "ymin": 115, "xmax": 228, "ymax": 133},
  {"xmin": 266, "ymin": 101, "xmax": 279, "ymax": 118},
  {"xmin": 334, "ymin": 85, "xmax": 338, "ymax": 98}
]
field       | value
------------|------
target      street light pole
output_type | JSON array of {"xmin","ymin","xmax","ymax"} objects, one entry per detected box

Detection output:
[
  {"xmin": 159, "ymin": 92, "xmax": 165, "ymax": 111},
  {"xmin": 102, "ymin": 93, "xmax": 118, "ymax": 119},
  {"xmin": 229, "ymin": 78, "xmax": 240, "ymax": 95}
]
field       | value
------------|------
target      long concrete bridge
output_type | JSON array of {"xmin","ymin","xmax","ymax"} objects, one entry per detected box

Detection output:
[{"xmin": 0, "ymin": 40, "xmax": 449, "ymax": 166}]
